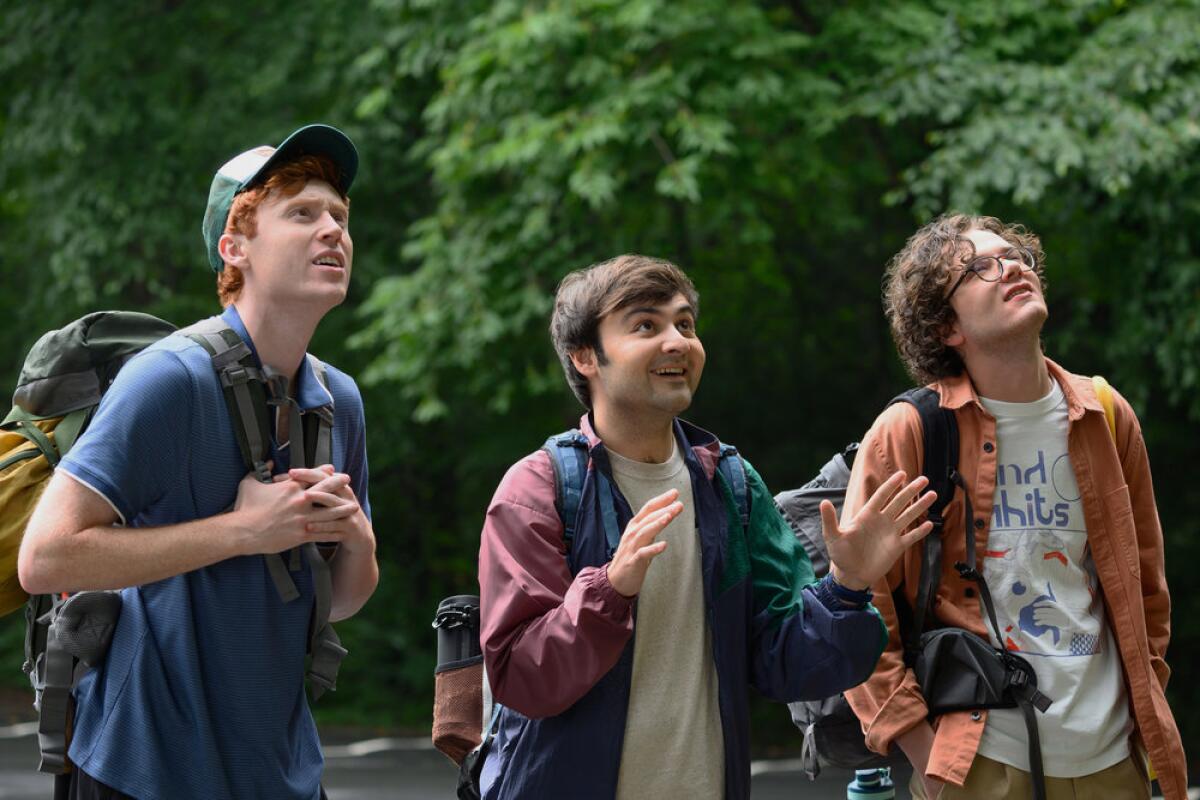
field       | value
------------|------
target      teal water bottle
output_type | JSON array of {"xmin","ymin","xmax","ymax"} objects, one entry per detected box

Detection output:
[{"xmin": 847, "ymin": 767, "xmax": 895, "ymax": 800}]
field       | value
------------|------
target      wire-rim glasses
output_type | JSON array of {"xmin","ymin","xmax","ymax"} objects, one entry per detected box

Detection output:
[{"xmin": 946, "ymin": 247, "xmax": 1037, "ymax": 301}]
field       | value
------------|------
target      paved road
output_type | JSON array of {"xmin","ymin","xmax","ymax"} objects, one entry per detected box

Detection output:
[
  {"xmin": 3, "ymin": 723, "xmax": 1191, "ymax": 799},
  {"xmin": 0, "ymin": 720, "xmax": 912, "ymax": 799}
]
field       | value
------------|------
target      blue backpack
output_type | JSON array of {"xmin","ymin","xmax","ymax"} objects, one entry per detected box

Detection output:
[
  {"xmin": 456, "ymin": 429, "xmax": 751, "ymax": 800},
  {"xmin": 540, "ymin": 429, "xmax": 750, "ymax": 561}
]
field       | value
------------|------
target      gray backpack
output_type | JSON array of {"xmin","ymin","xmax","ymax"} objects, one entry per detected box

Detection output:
[{"xmin": 775, "ymin": 388, "xmax": 957, "ymax": 779}]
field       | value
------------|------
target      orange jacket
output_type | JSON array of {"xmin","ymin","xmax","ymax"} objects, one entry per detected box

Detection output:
[{"xmin": 842, "ymin": 359, "xmax": 1187, "ymax": 798}]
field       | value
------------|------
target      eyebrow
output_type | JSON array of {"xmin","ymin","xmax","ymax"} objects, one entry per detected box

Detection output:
[
  {"xmin": 971, "ymin": 244, "xmax": 1019, "ymax": 259},
  {"xmin": 285, "ymin": 195, "xmax": 349, "ymax": 217},
  {"xmin": 621, "ymin": 304, "xmax": 696, "ymax": 320}
]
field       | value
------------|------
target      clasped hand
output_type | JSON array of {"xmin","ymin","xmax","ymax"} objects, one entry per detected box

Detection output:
[{"xmin": 232, "ymin": 463, "xmax": 365, "ymax": 556}]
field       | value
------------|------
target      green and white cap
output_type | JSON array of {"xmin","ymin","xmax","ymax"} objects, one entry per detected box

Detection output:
[{"xmin": 202, "ymin": 123, "xmax": 358, "ymax": 272}]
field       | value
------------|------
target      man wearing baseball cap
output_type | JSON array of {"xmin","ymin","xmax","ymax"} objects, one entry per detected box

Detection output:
[{"xmin": 20, "ymin": 124, "xmax": 377, "ymax": 799}]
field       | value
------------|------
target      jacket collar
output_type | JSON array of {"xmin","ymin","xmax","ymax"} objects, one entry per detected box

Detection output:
[
  {"xmin": 578, "ymin": 413, "xmax": 722, "ymax": 480},
  {"xmin": 935, "ymin": 356, "xmax": 1098, "ymax": 422}
]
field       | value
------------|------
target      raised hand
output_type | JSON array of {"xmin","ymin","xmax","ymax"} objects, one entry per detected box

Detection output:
[
  {"xmin": 819, "ymin": 471, "xmax": 937, "ymax": 591},
  {"xmin": 606, "ymin": 489, "xmax": 683, "ymax": 598}
]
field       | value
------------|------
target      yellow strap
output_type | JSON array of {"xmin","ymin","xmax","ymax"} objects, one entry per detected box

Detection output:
[
  {"xmin": 1094, "ymin": 379, "xmax": 1157, "ymax": 782},
  {"xmin": 1092, "ymin": 375, "xmax": 1116, "ymax": 441}
]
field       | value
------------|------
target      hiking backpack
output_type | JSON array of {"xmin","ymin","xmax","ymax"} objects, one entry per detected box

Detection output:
[
  {"xmin": 775, "ymin": 387, "xmax": 957, "ymax": 779},
  {"xmin": 0, "ymin": 310, "xmax": 345, "ymax": 776},
  {"xmin": 452, "ymin": 428, "xmax": 752, "ymax": 800}
]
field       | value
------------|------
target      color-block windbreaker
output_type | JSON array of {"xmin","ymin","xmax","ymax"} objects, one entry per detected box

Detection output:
[
  {"xmin": 843, "ymin": 360, "xmax": 1187, "ymax": 799},
  {"xmin": 478, "ymin": 415, "xmax": 888, "ymax": 799}
]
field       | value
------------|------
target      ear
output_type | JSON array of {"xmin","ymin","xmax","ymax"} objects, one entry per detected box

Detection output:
[
  {"xmin": 941, "ymin": 316, "xmax": 965, "ymax": 348},
  {"xmin": 218, "ymin": 232, "xmax": 251, "ymax": 272},
  {"xmin": 569, "ymin": 347, "xmax": 599, "ymax": 378}
]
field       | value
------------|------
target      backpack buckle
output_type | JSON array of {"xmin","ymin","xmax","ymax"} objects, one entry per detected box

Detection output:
[{"xmin": 219, "ymin": 365, "xmax": 253, "ymax": 388}]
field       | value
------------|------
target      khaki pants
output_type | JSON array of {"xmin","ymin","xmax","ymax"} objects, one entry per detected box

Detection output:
[{"xmin": 909, "ymin": 754, "xmax": 1150, "ymax": 800}]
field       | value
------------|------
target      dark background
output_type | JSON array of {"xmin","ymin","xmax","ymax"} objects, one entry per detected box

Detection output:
[{"xmin": 1, "ymin": 0, "xmax": 1196, "ymax": 777}]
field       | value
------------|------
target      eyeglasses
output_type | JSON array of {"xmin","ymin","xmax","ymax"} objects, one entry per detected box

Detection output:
[{"xmin": 946, "ymin": 247, "xmax": 1037, "ymax": 301}]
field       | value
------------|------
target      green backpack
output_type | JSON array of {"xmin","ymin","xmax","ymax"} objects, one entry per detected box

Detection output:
[{"xmin": 0, "ymin": 310, "xmax": 345, "ymax": 775}]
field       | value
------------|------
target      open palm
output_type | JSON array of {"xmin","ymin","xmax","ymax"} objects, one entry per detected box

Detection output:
[{"xmin": 819, "ymin": 471, "xmax": 937, "ymax": 590}]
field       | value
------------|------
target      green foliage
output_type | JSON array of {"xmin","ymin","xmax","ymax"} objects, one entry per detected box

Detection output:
[{"xmin": 3, "ymin": 0, "xmax": 1199, "ymax": 767}]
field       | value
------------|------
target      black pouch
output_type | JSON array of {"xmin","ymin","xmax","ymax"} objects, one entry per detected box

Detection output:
[
  {"xmin": 912, "ymin": 561, "xmax": 1053, "ymax": 800},
  {"xmin": 915, "ymin": 626, "xmax": 1031, "ymax": 714}
]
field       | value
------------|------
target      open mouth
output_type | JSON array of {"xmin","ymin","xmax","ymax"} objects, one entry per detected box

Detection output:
[
  {"xmin": 313, "ymin": 252, "xmax": 345, "ymax": 270},
  {"xmin": 651, "ymin": 367, "xmax": 687, "ymax": 377},
  {"xmin": 1004, "ymin": 285, "xmax": 1033, "ymax": 301}
]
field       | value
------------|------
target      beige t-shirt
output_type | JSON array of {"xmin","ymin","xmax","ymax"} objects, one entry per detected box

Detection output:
[{"xmin": 609, "ymin": 441, "xmax": 725, "ymax": 799}]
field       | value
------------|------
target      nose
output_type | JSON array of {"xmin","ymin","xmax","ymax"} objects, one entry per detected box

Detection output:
[
  {"xmin": 999, "ymin": 255, "xmax": 1024, "ymax": 282},
  {"xmin": 317, "ymin": 212, "xmax": 344, "ymax": 245},
  {"xmin": 661, "ymin": 325, "xmax": 691, "ymax": 354}
]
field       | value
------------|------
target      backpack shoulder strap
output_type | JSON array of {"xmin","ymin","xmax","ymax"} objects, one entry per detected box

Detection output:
[
  {"xmin": 716, "ymin": 443, "xmax": 750, "ymax": 531},
  {"xmin": 1092, "ymin": 375, "xmax": 1117, "ymax": 441},
  {"xmin": 300, "ymin": 354, "xmax": 334, "ymax": 468},
  {"xmin": 178, "ymin": 319, "xmax": 301, "ymax": 609},
  {"xmin": 178, "ymin": 318, "xmax": 273, "ymax": 482},
  {"xmin": 295, "ymin": 354, "xmax": 344, "ymax": 698},
  {"xmin": 541, "ymin": 430, "xmax": 590, "ymax": 554},
  {"xmin": 890, "ymin": 387, "xmax": 959, "ymax": 657}
]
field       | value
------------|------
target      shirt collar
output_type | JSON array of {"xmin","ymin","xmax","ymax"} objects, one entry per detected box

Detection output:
[
  {"xmin": 936, "ymin": 356, "xmax": 1097, "ymax": 422},
  {"xmin": 220, "ymin": 304, "xmax": 333, "ymax": 412}
]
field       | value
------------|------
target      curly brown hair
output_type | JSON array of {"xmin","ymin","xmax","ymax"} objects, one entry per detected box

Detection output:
[
  {"xmin": 883, "ymin": 213, "xmax": 1046, "ymax": 385},
  {"xmin": 551, "ymin": 254, "xmax": 699, "ymax": 409}
]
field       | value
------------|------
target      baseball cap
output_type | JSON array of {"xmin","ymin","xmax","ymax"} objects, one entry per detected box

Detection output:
[{"xmin": 202, "ymin": 124, "xmax": 358, "ymax": 272}]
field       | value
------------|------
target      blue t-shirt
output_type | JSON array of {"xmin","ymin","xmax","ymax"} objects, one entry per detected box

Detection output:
[{"xmin": 58, "ymin": 305, "xmax": 371, "ymax": 800}]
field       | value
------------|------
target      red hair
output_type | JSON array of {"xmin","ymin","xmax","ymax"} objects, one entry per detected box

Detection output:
[{"xmin": 216, "ymin": 154, "xmax": 349, "ymax": 306}]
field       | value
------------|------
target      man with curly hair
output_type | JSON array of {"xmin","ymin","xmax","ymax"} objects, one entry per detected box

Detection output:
[{"xmin": 843, "ymin": 214, "xmax": 1186, "ymax": 799}]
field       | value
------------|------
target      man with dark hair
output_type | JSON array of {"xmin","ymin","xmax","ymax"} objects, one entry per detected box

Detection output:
[
  {"xmin": 844, "ymin": 214, "xmax": 1186, "ymax": 799},
  {"xmin": 19, "ymin": 125, "xmax": 377, "ymax": 799},
  {"xmin": 477, "ymin": 253, "xmax": 937, "ymax": 799}
]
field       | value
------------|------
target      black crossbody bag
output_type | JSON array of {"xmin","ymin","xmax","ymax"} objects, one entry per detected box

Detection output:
[{"xmin": 900, "ymin": 396, "xmax": 1053, "ymax": 800}]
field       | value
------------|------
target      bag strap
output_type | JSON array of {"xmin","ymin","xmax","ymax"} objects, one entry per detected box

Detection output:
[
  {"xmin": 180, "ymin": 318, "xmax": 273, "ymax": 482},
  {"xmin": 542, "ymin": 430, "xmax": 753, "ymax": 564},
  {"xmin": 541, "ymin": 430, "xmax": 592, "ymax": 555},
  {"xmin": 1092, "ymin": 375, "xmax": 1117, "ymax": 440},
  {"xmin": 716, "ymin": 443, "xmax": 750, "ymax": 531},
  {"xmin": 296, "ymin": 355, "xmax": 343, "ymax": 698},
  {"xmin": 3, "ymin": 418, "xmax": 62, "ymax": 467},
  {"xmin": 890, "ymin": 387, "xmax": 957, "ymax": 658},
  {"xmin": 181, "ymin": 320, "xmax": 297, "ymax": 601},
  {"xmin": 181, "ymin": 319, "xmax": 344, "ymax": 697}
]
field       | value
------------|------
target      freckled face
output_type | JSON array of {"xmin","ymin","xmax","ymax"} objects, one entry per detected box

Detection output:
[{"xmin": 239, "ymin": 179, "xmax": 353, "ymax": 310}]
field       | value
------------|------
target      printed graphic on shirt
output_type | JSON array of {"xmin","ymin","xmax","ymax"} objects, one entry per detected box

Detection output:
[{"xmin": 984, "ymin": 448, "xmax": 1105, "ymax": 658}]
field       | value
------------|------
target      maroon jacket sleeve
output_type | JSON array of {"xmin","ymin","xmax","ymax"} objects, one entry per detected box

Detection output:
[{"xmin": 479, "ymin": 449, "xmax": 634, "ymax": 718}]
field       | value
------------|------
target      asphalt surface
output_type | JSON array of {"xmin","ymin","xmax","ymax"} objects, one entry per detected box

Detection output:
[
  {"xmin": 0, "ymin": 719, "xmax": 913, "ymax": 799},
  {"xmin": 2, "ymin": 723, "xmax": 1190, "ymax": 799}
]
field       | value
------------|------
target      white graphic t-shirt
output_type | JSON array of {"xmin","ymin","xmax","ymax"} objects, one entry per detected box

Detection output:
[{"xmin": 975, "ymin": 380, "xmax": 1133, "ymax": 777}]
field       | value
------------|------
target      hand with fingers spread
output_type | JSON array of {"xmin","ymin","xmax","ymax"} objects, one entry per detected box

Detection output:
[
  {"xmin": 819, "ymin": 471, "xmax": 938, "ymax": 591},
  {"xmin": 230, "ymin": 463, "xmax": 361, "ymax": 556},
  {"xmin": 606, "ymin": 489, "xmax": 684, "ymax": 598}
]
